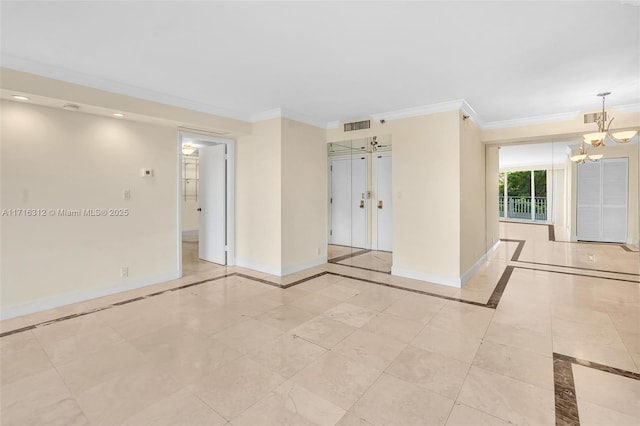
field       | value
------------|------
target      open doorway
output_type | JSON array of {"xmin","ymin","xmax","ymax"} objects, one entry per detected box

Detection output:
[{"xmin": 178, "ymin": 130, "xmax": 235, "ymax": 275}]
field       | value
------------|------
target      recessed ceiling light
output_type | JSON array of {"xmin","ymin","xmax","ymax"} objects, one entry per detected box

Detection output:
[
  {"xmin": 112, "ymin": 112, "xmax": 125, "ymax": 117},
  {"xmin": 12, "ymin": 95, "xmax": 30, "ymax": 101}
]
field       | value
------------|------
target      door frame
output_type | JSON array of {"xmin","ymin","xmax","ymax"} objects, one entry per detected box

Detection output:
[
  {"xmin": 177, "ymin": 130, "xmax": 236, "ymax": 277},
  {"xmin": 373, "ymin": 152, "xmax": 392, "ymax": 252}
]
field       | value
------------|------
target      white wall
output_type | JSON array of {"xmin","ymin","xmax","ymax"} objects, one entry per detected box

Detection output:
[
  {"xmin": 460, "ymin": 115, "xmax": 487, "ymax": 277},
  {"xmin": 1, "ymin": 100, "xmax": 179, "ymax": 318},
  {"xmin": 281, "ymin": 118, "xmax": 327, "ymax": 274},
  {"xmin": 235, "ymin": 118, "xmax": 282, "ymax": 274}
]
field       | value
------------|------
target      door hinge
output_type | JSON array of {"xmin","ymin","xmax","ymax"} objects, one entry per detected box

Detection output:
[
  {"xmin": 330, "ymin": 230, "xmax": 332, "ymax": 236},
  {"xmin": 330, "ymin": 165, "xmax": 333, "ymax": 171},
  {"xmin": 224, "ymin": 245, "xmax": 229, "ymax": 251},
  {"xmin": 330, "ymin": 197, "xmax": 333, "ymax": 203}
]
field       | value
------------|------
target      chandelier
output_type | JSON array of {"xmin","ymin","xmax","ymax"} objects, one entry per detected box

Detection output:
[
  {"xmin": 583, "ymin": 92, "xmax": 637, "ymax": 147},
  {"xmin": 182, "ymin": 144, "xmax": 196, "ymax": 156},
  {"xmin": 571, "ymin": 92, "xmax": 638, "ymax": 163}
]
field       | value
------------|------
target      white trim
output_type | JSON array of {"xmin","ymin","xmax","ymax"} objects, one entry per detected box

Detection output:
[
  {"xmin": 391, "ymin": 266, "xmax": 463, "ymax": 288},
  {"xmin": 460, "ymin": 240, "xmax": 500, "ymax": 284},
  {"xmin": 481, "ymin": 111, "xmax": 580, "ymax": 130},
  {"xmin": 281, "ymin": 256, "xmax": 328, "ymax": 276},
  {"xmin": 251, "ymin": 107, "xmax": 327, "ymax": 129},
  {"xmin": 2, "ymin": 55, "xmax": 251, "ymax": 122},
  {"xmin": 369, "ymin": 99, "xmax": 470, "ymax": 122},
  {"xmin": 0, "ymin": 271, "xmax": 180, "ymax": 320},
  {"xmin": 235, "ymin": 258, "xmax": 282, "ymax": 277},
  {"xmin": 182, "ymin": 230, "xmax": 198, "ymax": 236}
]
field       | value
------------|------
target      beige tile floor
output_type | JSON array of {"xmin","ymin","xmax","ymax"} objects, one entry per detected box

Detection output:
[{"xmin": 1, "ymin": 222, "xmax": 639, "ymax": 425}]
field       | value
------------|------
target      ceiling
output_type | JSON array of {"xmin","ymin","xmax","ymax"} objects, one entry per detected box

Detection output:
[{"xmin": 1, "ymin": 1, "xmax": 639, "ymax": 128}]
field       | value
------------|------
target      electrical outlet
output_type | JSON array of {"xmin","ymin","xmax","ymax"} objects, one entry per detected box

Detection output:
[
  {"xmin": 316, "ymin": 247, "xmax": 322, "ymax": 255},
  {"xmin": 587, "ymin": 254, "xmax": 595, "ymax": 262},
  {"xmin": 121, "ymin": 266, "xmax": 128, "ymax": 278}
]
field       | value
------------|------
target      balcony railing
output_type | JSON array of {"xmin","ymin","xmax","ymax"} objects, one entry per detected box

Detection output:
[{"xmin": 499, "ymin": 196, "xmax": 547, "ymax": 221}]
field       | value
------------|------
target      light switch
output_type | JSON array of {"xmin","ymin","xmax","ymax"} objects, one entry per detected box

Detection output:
[{"xmin": 123, "ymin": 189, "xmax": 131, "ymax": 200}]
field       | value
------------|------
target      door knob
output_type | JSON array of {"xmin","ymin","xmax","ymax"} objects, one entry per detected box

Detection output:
[
  {"xmin": 359, "ymin": 200, "xmax": 365, "ymax": 208},
  {"xmin": 197, "ymin": 208, "xmax": 202, "ymax": 212},
  {"xmin": 378, "ymin": 200, "xmax": 383, "ymax": 209}
]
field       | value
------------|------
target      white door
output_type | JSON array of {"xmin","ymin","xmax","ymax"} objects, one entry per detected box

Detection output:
[
  {"xmin": 198, "ymin": 144, "xmax": 226, "ymax": 264},
  {"xmin": 376, "ymin": 155, "xmax": 392, "ymax": 251},
  {"xmin": 577, "ymin": 158, "xmax": 627, "ymax": 243},
  {"xmin": 351, "ymin": 157, "xmax": 368, "ymax": 249},
  {"xmin": 330, "ymin": 158, "xmax": 352, "ymax": 246}
]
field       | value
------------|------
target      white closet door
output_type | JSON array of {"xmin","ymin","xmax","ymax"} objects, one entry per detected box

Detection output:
[
  {"xmin": 577, "ymin": 158, "xmax": 627, "ymax": 243},
  {"xmin": 330, "ymin": 158, "xmax": 352, "ymax": 246},
  {"xmin": 376, "ymin": 155, "xmax": 393, "ymax": 251},
  {"xmin": 350, "ymin": 157, "xmax": 368, "ymax": 249},
  {"xmin": 602, "ymin": 158, "xmax": 627, "ymax": 243}
]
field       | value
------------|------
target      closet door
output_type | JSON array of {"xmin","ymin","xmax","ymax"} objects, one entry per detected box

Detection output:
[
  {"xmin": 602, "ymin": 158, "xmax": 627, "ymax": 243},
  {"xmin": 577, "ymin": 158, "xmax": 627, "ymax": 243}
]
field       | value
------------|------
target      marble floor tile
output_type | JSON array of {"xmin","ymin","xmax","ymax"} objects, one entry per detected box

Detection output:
[
  {"xmin": 411, "ymin": 324, "xmax": 482, "ymax": 363},
  {"xmin": 121, "ymin": 388, "xmax": 227, "ymax": 426},
  {"xmin": 1, "ymin": 368, "xmax": 87, "ymax": 426},
  {"xmin": 291, "ymin": 315, "xmax": 357, "ymax": 349},
  {"xmin": 445, "ymin": 402, "xmax": 511, "ymax": 425},
  {"xmin": 576, "ymin": 398, "xmax": 640, "ymax": 426},
  {"xmin": 353, "ymin": 373, "xmax": 454, "ymax": 426},
  {"xmin": 426, "ymin": 301, "xmax": 495, "ymax": 338},
  {"xmin": 212, "ymin": 318, "xmax": 283, "ymax": 354},
  {"xmin": 333, "ymin": 328, "xmax": 406, "ymax": 370},
  {"xmin": 256, "ymin": 305, "xmax": 318, "ymax": 332},
  {"xmin": 292, "ymin": 351, "xmax": 382, "ymax": 411},
  {"xmin": 572, "ymin": 364, "xmax": 640, "ymax": 418},
  {"xmin": 336, "ymin": 410, "xmax": 374, "ymax": 426},
  {"xmin": 290, "ymin": 292, "xmax": 343, "ymax": 314},
  {"xmin": 386, "ymin": 345, "xmax": 471, "ymax": 399},
  {"xmin": 472, "ymin": 340, "xmax": 554, "ymax": 390},
  {"xmin": 383, "ymin": 294, "xmax": 446, "ymax": 322},
  {"xmin": 457, "ymin": 366, "xmax": 555, "ymax": 425},
  {"xmin": 247, "ymin": 333, "xmax": 326, "ymax": 378},
  {"xmin": 323, "ymin": 303, "xmax": 378, "ymax": 328},
  {"xmin": 188, "ymin": 356, "xmax": 286, "ymax": 420},
  {"xmin": 231, "ymin": 380, "xmax": 345, "ymax": 426},
  {"xmin": 315, "ymin": 283, "xmax": 362, "ymax": 301},
  {"xmin": 0, "ymin": 331, "xmax": 52, "ymax": 386},
  {"xmin": 361, "ymin": 312, "xmax": 424, "ymax": 343}
]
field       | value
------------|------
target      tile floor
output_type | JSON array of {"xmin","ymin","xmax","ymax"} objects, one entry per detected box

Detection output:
[{"xmin": 1, "ymin": 222, "xmax": 639, "ymax": 425}]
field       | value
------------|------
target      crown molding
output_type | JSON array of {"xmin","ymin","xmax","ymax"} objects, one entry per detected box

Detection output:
[
  {"xmin": 480, "ymin": 111, "xmax": 580, "ymax": 130},
  {"xmin": 1, "ymin": 55, "xmax": 252, "ymax": 122},
  {"xmin": 369, "ymin": 99, "xmax": 472, "ymax": 122},
  {"xmin": 251, "ymin": 107, "xmax": 327, "ymax": 129}
]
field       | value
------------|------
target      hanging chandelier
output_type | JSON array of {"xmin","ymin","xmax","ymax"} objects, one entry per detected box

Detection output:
[
  {"xmin": 583, "ymin": 92, "xmax": 638, "ymax": 147},
  {"xmin": 182, "ymin": 144, "xmax": 196, "ymax": 156},
  {"xmin": 570, "ymin": 141, "xmax": 603, "ymax": 163}
]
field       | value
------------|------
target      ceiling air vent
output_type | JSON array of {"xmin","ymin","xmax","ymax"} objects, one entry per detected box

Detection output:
[
  {"xmin": 584, "ymin": 112, "xmax": 606, "ymax": 124},
  {"xmin": 344, "ymin": 120, "xmax": 370, "ymax": 132}
]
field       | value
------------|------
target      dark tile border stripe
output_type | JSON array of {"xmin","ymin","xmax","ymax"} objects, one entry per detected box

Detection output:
[
  {"xmin": 553, "ymin": 352, "xmax": 640, "ymax": 426},
  {"xmin": 553, "ymin": 354, "xmax": 580, "ymax": 426},
  {"xmin": 328, "ymin": 248, "xmax": 371, "ymax": 263},
  {"xmin": 554, "ymin": 353, "xmax": 640, "ymax": 381},
  {"xmin": 329, "ymin": 249, "xmax": 393, "ymax": 274},
  {"xmin": 514, "ymin": 260, "xmax": 640, "ymax": 277},
  {"xmin": 513, "ymin": 265, "xmax": 640, "ymax": 284},
  {"xmin": 500, "ymin": 238, "xmax": 526, "ymax": 261}
]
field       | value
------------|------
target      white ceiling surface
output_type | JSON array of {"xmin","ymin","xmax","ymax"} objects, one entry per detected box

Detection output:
[{"xmin": 1, "ymin": 2, "xmax": 639, "ymax": 128}]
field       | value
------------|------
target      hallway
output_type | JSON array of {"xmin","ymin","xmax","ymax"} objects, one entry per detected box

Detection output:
[{"xmin": 1, "ymin": 223, "xmax": 639, "ymax": 425}]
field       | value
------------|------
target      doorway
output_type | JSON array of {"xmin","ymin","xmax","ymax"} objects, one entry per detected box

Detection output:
[{"xmin": 178, "ymin": 130, "xmax": 235, "ymax": 275}]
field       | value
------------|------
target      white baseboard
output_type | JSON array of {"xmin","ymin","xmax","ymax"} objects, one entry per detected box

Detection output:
[
  {"xmin": 281, "ymin": 256, "xmax": 327, "ymax": 276},
  {"xmin": 1, "ymin": 270, "xmax": 180, "ymax": 321},
  {"xmin": 392, "ymin": 241, "xmax": 501, "ymax": 289},
  {"xmin": 235, "ymin": 258, "xmax": 282, "ymax": 276},
  {"xmin": 391, "ymin": 266, "xmax": 463, "ymax": 288},
  {"xmin": 460, "ymin": 240, "xmax": 501, "ymax": 285}
]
